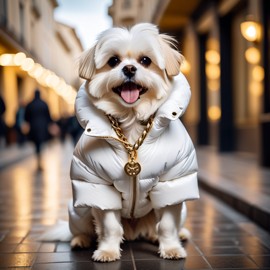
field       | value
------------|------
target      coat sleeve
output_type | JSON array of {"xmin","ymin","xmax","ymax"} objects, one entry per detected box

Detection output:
[
  {"xmin": 149, "ymin": 129, "xmax": 199, "ymax": 209},
  {"xmin": 70, "ymin": 141, "xmax": 122, "ymax": 210}
]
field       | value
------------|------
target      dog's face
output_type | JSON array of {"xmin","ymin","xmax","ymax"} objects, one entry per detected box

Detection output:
[{"xmin": 79, "ymin": 23, "xmax": 183, "ymax": 121}]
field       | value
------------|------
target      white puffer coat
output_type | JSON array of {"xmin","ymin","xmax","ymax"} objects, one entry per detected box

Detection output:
[{"xmin": 69, "ymin": 72, "xmax": 199, "ymax": 222}]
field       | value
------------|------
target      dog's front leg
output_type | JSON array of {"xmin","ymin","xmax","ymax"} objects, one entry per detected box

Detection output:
[
  {"xmin": 92, "ymin": 209, "xmax": 123, "ymax": 262},
  {"xmin": 156, "ymin": 203, "xmax": 187, "ymax": 259}
]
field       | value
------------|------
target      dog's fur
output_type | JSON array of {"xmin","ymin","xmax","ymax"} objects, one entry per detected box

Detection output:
[
  {"xmin": 79, "ymin": 23, "xmax": 183, "ymax": 145},
  {"xmin": 43, "ymin": 23, "xmax": 192, "ymax": 262}
]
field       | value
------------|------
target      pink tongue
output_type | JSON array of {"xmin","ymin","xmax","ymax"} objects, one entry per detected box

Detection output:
[{"xmin": 121, "ymin": 89, "xmax": 140, "ymax": 104}]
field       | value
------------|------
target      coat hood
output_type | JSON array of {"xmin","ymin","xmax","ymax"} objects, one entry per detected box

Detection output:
[{"xmin": 75, "ymin": 72, "xmax": 191, "ymax": 139}]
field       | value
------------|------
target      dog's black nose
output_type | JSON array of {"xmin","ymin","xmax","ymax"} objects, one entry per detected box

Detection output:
[{"xmin": 122, "ymin": 65, "xmax": 137, "ymax": 78}]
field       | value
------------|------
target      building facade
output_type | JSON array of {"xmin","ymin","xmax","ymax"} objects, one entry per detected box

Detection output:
[
  {"xmin": 0, "ymin": 0, "xmax": 83, "ymax": 135},
  {"xmin": 180, "ymin": 0, "xmax": 270, "ymax": 167},
  {"xmin": 108, "ymin": 0, "xmax": 270, "ymax": 167},
  {"xmin": 108, "ymin": 0, "xmax": 170, "ymax": 27}
]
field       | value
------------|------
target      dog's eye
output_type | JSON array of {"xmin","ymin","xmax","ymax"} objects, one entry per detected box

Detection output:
[
  {"xmin": 140, "ymin": 56, "xmax": 152, "ymax": 67},
  {"xmin": 108, "ymin": 56, "xmax": 120, "ymax": 68}
]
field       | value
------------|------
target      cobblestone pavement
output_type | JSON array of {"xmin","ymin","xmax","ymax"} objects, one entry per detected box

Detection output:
[{"xmin": 0, "ymin": 139, "xmax": 270, "ymax": 269}]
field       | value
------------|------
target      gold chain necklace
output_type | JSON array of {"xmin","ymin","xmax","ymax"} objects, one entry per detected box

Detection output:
[{"xmin": 107, "ymin": 114, "xmax": 154, "ymax": 177}]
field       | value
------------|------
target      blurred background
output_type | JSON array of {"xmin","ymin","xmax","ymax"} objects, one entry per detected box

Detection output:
[{"xmin": 0, "ymin": 0, "xmax": 269, "ymax": 168}]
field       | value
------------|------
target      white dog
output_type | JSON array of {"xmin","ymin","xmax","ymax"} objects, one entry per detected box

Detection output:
[{"xmin": 43, "ymin": 23, "xmax": 199, "ymax": 262}]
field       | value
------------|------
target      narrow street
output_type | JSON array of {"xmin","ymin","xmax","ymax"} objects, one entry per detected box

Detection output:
[{"xmin": 0, "ymin": 139, "xmax": 269, "ymax": 269}]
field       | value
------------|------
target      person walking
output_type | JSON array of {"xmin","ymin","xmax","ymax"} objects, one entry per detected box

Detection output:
[
  {"xmin": 15, "ymin": 100, "xmax": 27, "ymax": 146},
  {"xmin": 25, "ymin": 89, "xmax": 52, "ymax": 170}
]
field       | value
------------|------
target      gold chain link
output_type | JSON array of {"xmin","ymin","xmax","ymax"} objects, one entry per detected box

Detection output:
[
  {"xmin": 106, "ymin": 114, "xmax": 154, "ymax": 176},
  {"xmin": 107, "ymin": 114, "xmax": 154, "ymax": 153}
]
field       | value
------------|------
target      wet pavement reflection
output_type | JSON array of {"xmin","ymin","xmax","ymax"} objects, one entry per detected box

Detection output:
[{"xmin": 0, "ymin": 139, "xmax": 270, "ymax": 269}]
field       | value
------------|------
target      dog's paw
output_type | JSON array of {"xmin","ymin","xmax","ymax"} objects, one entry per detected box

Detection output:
[
  {"xmin": 159, "ymin": 246, "xmax": 187, "ymax": 260},
  {"xmin": 92, "ymin": 249, "xmax": 121, "ymax": 262},
  {"xmin": 71, "ymin": 234, "xmax": 91, "ymax": 249}
]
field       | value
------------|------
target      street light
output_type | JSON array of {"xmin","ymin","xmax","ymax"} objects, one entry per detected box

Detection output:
[
  {"xmin": 245, "ymin": 47, "xmax": 261, "ymax": 64},
  {"xmin": 180, "ymin": 59, "xmax": 191, "ymax": 75},
  {"xmin": 0, "ymin": 52, "xmax": 77, "ymax": 108},
  {"xmin": 240, "ymin": 19, "xmax": 262, "ymax": 42}
]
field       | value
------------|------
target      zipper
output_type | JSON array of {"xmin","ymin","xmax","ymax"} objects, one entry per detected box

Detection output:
[
  {"xmin": 85, "ymin": 130, "xmax": 140, "ymax": 218},
  {"xmin": 130, "ymin": 175, "xmax": 138, "ymax": 218}
]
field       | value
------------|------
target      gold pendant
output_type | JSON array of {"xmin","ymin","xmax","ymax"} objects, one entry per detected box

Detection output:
[{"xmin": 124, "ymin": 161, "xmax": 141, "ymax": 176}]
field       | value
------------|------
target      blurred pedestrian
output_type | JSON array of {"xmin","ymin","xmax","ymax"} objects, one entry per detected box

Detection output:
[
  {"xmin": 0, "ymin": 95, "xmax": 6, "ymax": 148},
  {"xmin": 57, "ymin": 114, "xmax": 70, "ymax": 143},
  {"xmin": 25, "ymin": 89, "xmax": 52, "ymax": 170},
  {"xmin": 67, "ymin": 115, "xmax": 83, "ymax": 145},
  {"xmin": 15, "ymin": 100, "xmax": 27, "ymax": 146}
]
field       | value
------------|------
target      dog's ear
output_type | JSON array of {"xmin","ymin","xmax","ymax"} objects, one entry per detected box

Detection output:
[
  {"xmin": 78, "ymin": 45, "xmax": 96, "ymax": 80},
  {"xmin": 159, "ymin": 34, "xmax": 184, "ymax": 77}
]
